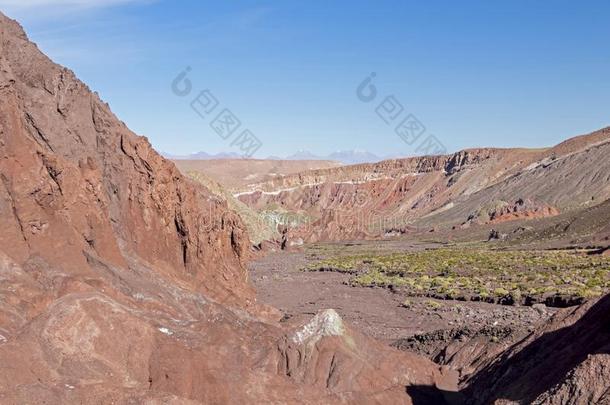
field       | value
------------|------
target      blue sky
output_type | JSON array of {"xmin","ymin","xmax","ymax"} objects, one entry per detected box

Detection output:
[{"xmin": 2, "ymin": 0, "xmax": 609, "ymax": 158}]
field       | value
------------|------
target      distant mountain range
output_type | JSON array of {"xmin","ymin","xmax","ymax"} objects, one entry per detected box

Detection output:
[
  {"xmin": 164, "ymin": 149, "xmax": 399, "ymax": 165},
  {"xmin": 163, "ymin": 151, "xmax": 243, "ymax": 160},
  {"xmin": 286, "ymin": 149, "xmax": 388, "ymax": 164}
]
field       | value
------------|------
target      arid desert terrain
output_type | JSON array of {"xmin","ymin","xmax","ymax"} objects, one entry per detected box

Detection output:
[{"xmin": 0, "ymin": 9, "xmax": 609, "ymax": 405}]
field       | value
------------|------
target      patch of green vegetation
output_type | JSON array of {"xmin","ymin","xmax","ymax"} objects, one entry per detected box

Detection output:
[
  {"xmin": 305, "ymin": 248, "xmax": 610, "ymax": 306},
  {"xmin": 425, "ymin": 300, "xmax": 443, "ymax": 310}
]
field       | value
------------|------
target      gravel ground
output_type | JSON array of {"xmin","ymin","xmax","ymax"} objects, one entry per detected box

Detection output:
[{"xmin": 249, "ymin": 241, "xmax": 557, "ymax": 344}]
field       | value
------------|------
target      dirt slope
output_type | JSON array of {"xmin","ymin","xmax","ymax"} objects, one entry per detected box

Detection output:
[
  {"xmin": 462, "ymin": 293, "xmax": 610, "ymax": 404},
  {"xmin": 500, "ymin": 197, "xmax": 610, "ymax": 249},
  {"xmin": 423, "ymin": 136, "xmax": 610, "ymax": 229}
]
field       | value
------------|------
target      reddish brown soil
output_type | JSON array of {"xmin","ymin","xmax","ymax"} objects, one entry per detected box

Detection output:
[{"xmin": 249, "ymin": 241, "xmax": 555, "ymax": 343}]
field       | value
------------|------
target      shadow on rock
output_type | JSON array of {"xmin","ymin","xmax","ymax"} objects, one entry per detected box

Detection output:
[{"xmin": 462, "ymin": 293, "xmax": 610, "ymax": 404}]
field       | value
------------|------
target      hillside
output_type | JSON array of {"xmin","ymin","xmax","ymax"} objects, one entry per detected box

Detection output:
[
  {"xmin": 0, "ymin": 11, "xmax": 453, "ymax": 403},
  {"xmin": 233, "ymin": 129, "xmax": 610, "ymax": 243}
]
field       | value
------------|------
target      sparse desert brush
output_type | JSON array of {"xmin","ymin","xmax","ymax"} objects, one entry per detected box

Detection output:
[
  {"xmin": 578, "ymin": 287, "xmax": 603, "ymax": 299},
  {"xmin": 425, "ymin": 300, "xmax": 443, "ymax": 310},
  {"xmin": 511, "ymin": 289, "xmax": 522, "ymax": 301},
  {"xmin": 307, "ymin": 247, "xmax": 610, "ymax": 307},
  {"xmin": 446, "ymin": 288, "xmax": 459, "ymax": 299}
]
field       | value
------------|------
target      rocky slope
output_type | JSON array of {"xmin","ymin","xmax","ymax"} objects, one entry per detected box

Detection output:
[
  {"xmin": 462, "ymin": 293, "xmax": 610, "ymax": 404},
  {"xmin": 0, "ymin": 12, "xmax": 455, "ymax": 403},
  {"xmin": 501, "ymin": 197, "xmax": 610, "ymax": 250},
  {"xmin": 234, "ymin": 129, "xmax": 610, "ymax": 243}
]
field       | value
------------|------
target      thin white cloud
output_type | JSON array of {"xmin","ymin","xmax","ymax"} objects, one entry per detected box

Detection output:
[
  {"xmin": 0, "ymin": 0, "xmax": 155, "ymax": 23},
  {"xmin": 0, "ymin": 0, "xmax": 144, "ymax": 8}
]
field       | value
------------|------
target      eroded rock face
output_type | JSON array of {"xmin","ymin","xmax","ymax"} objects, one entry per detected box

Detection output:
[
  {"xmin": 0, "ymin": 12, "xmax": 251, "ymax": 308},
  {"xmin": 0, "ymin": 12, "xmax": 449, "ymax": 403},
  {"xmin": 234, "ymin": 130, "xmax": 610, "ymax": 243}
]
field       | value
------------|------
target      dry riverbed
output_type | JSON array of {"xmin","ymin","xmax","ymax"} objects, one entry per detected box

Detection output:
[{"xmin": 249, "ymin": 240, "xmax": 558, "ymax": 346}]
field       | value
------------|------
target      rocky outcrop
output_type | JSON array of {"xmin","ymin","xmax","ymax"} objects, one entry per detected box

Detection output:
[
  {"xmin": 464, "ymin": 198, "xmax": 560, "ymax": 228},
  {"xmin": 486, "ymin": 198, "xmax": 559, "ymax": 223},
  {"xmin": 392, "ymin": 325, "xmax": 517, "ymax": 379},
  {"xmin": 489, "ymin": 195, "xmax": 610, "ymax": 249},
  {"xmin": 269, "ymin": 309, "xmax": 456, "ymax": 404},
  {"xmin": 443, "ymin": 148, "xmax": 505, "ymax": 174}
]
